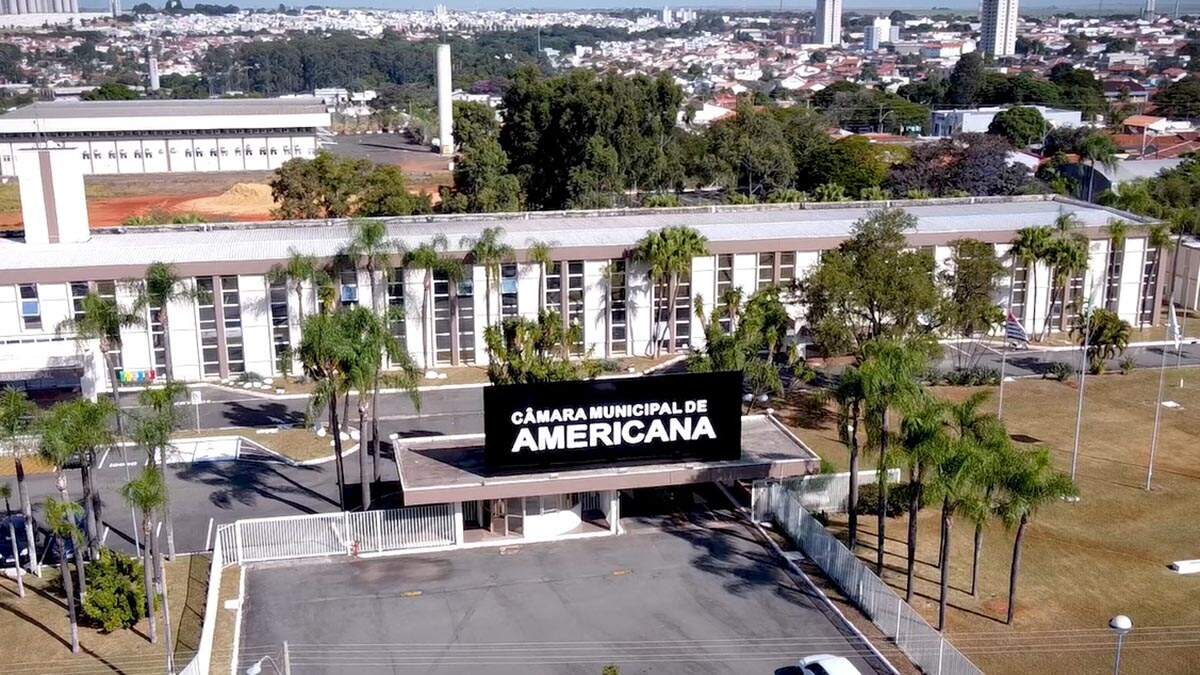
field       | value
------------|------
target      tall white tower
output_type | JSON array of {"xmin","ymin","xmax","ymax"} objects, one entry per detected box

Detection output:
[
  {"xmin": 980, "ymin": 0, "xmax": 1019, "ymax": 58},
  {"xmin": 815, "ymin": 0, "xmax": 843, "ymax": 46},
  {"xmin": 436, "ymin": 43, "xmax": 454, "ymax": 158},
  {"xmin": 1143, "ymin": 0, "xmax": 1156, "ymax": 19},
  {"xmin": 148, "ymin": 51, "xmax": 160, "ymax": 91}
]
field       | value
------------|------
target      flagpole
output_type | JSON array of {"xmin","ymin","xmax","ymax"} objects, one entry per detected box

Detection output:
[
  {"xmin": 1069, "ymin": 306, "xmax": 1093, "ymax": 482},
  {"xmin": 1146, "ymin": 343, "xmax": 1169, "ymax": 491},
  {"xmin": 1174, "ymin": 310, "xmax": 1187, "ymax": 388}
]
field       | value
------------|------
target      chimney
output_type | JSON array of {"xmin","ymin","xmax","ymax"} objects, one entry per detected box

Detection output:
[
  {"xmin": 15, "ymin": 146, "xmax": 90, "ymax": 245},
  {"xmin": 436, "ymin": 43, "xmax": 454, "ymax": 158}
]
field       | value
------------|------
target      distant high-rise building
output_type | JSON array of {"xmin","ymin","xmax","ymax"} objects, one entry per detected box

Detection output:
[
  {"xmin": 815, "ymin": 0, "xmax": 842, "ymax": 46},
  {"xmin": 110, "ymin": 0, "xmax": 120, "ymax": 17},
  {"xmin": 980, "ymin": 0, "xmax": 1018, "ymax": 58},
  {"xmin": 864, "ymin": 16, "xmax": 891, "ymax": 51},
  {"xmin": 661, "ymin": 5, "xmax": 671, "ymax": 23},
  {"xmin": 1143, "ymin": 0, "xmax": 1156, "ymax": 18},
  {"xmin": 0, "ymin": 0, "xmax": 79, "ymax": 13}
]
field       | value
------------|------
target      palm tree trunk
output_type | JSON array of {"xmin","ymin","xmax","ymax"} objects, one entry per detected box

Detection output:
[
  {"xmin": 938, "ymin": 500, "xmax": 952, "ymax": 631},
  {"xmin": 847, "ymin": 407, "xmax": 859, "ymax": 550},
  {"xmin": 160, "ymin": 310, "xmax": 173, "ymax": 381},
  {"xmin": 422, "ymin": 272, "xmax": 433, "ymax": 369},
  {"xmin": 1087, "ymin": 159, "xmax": 1096, "ymax": 202},
  {"xmin": 142, "ymin": 517, "xmax": 157, "ymax": 643},
  {"xmin": 368, "ymin": 272, "xmax": 381, "ymax": 486},
  {"xmin": 876, "ymin": 410, "xmax": 889, "ymax": 576},
  {"xmin": 7, "ymin": 514, "xmax": 24, "ymax": 597},
  {"xmin": 970, "ymin": 521, "xmax": 984, "ymax": 596},
  {"xmin": 329, "ymin": 397, "xmax": 346, "ymax": 510},
  {"xmin": 80, "ymin": 459, "xmax": 99, "ymax": 559},
  {"xmin": 1006, "ymin": 515, "xmax": 1028, "ymax": 625},
  {"xmin": 15, "ymin": 458, "xmax": 40, "ymax": 576},
  {"xmin": 73, "ymin": 536, "xmax": 87, "ymax": 598},
  {"xmin": 58, "ymin": 537, "xmax": 80, "ymax": 654},
  {"xmin": 1028, "ymin": 263, "xmax": 1039, "ymax": 342},
  {"xmin": 538, "ymin": 264, "xmax": 546, "ymax": 314},
  {"xmin": 905, "ymin": 474, "xmax": 921, "ymax": 602},
  {"xmin": 294, "ymin": 284, "xmax": 305, "ymax": 327},
  {"xmin": 153, "ymin": 525, "xmax": 175, "ymax": 674},
  {"xmin": 156, "ymin": 451, "xmax": 176, "ymax": 561},
  {"xmin": 358, "ymin": 402, "xmax": 370, "ymax": 510},
  {"xmin": 667, "ymin": 272, "xmax": 678, "ymax": 353}
]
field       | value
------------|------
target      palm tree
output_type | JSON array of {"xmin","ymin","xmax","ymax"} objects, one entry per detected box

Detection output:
[
  {"xmin": 1009, "ymin": 227, "xmax": 1053, "ymax": 341},
  {"xmin": 997, "ymin": 447, "xmax": 1077, "ymax": 625},
  {"xmin": 0, "ymin": 388, "xmax": 39, "ymax": 576},
  {"xmin": 1073, "ymin": 308, "xmax": 1131, "ymax": 373},
  {"xmin": 299, "ymin": 313, "xmax": 352, "ymax": 509},
  {"xmin": 1, "ymin": 483, "xmax": 25, "ymax": 597},
  {"xmin": 461, "ymin": 226, "xmax": 514, "ymax": 327},
  {"xmin": 267, "ymin": 248, "xmax": 320, "ymax": 327},
  {"xmin": 965, "ymin": 418, "xmax": 1014, "ymax": 597},
  {"xmin": 344, "ymin": 218, "xmax": 406, "ymax": 483},
  {"xmin": 1040, "ymin": 235, "xmax": 1089, "ymax": 340},
  {"xmin": 44, "ymin": 496, "xmax": 83, "ymax": 654},
  {"xmin": 119, "ymin": 466, "xmax": 165, "ymax": 645},
  {"xmin": 136, "ymin": 262, "xmax": 198, "ymax": 380},
  {"xmin": 403, "ymin": 234, "xmax": 456, "ymax": 369},
  {"xmin": 1102, "ymin": 220, "xmax": 1129, "ymax": 310},
  {"xmin": 39, "ymin": 398, "xmax": 115, "ymax": 562},
  {"xmin": 1147, "ymin": 222, "xmax": 1175, "ymax": 329},
  {"xmin": 138, "ymin": 381, "xmax": 184, "ymax": 560},
  {"xmin": 633, "ymin": 226, "xmax": 709, "ymax": 356},
  {"xmin": 926, "ymin": 436, "xmax": 983, "ymax": 631},
  {"xmin": 897, "ymin": 391, "xmax": 947, "ymax": 602},
  {"xmin": 832, "ymin": 367, "xmax": 865, "ymax": 550},
  {"xmin": 341, "ymin": 307, "xmax": 388, "ymax": 509},
  {"xmin": 1079, "ymin": 132, "xmax": 1119, "ymax": 202},
  {"xmin": 718, "ymin": 287, "xmax": 744, "ymax": 332},
  {"xmin": 858, "ymin": 339, "xmax": 927, "ymax": 576},
  {"xmin": 526, "ymin": 239, "xmax": 554, "ymax": 313}
]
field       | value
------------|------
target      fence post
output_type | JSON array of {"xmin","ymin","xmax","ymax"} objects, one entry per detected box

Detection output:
[
  {"xmin": 235, "ymin": 522, "xmax": 243, "ymax": 564},
  {"xmin": 375, "ymin": 510, "xmax": 384, "ymax": 553},
  {"xmin": 938, "ymin": 635, "xmax": 945, "ymax": 675},
  {"xmin": 343, "ymin": 511, "xmax": 352, "ymax": 555},
  {"xmin": 896, "ymin": 598, "xmax": 902, "ymax": 640}
]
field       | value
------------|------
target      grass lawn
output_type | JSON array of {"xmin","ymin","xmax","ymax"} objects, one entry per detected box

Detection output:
[
  {"xmin": 0, "ymin": 554, "xmax": 207, "ymax": 674},
  {"xmin": 172, "ymin": 428, "xmax": 343, "ymax": 464},
  {"xmin": 0, "ymin": 454, "xmax": 56, "ymax": 477},
  {"xmin": 778, "ymin": 368, "xmax": 1200, "ymax": 675}
]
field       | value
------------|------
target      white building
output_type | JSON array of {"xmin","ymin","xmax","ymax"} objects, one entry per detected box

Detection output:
[
  {"xmin": 815, "ymin": 0, "xmax": 842, "ymax": 46},
  {"xmin": 864, "ymin": 17, "xmax": 894, "ymax": 51},
  {"xmin": 0, "ymin": 98, "xmax": 332, "ymax": 177},
  {"xmin": 930, "ymin": 105, "xmax": 1082, "ymax": 137},
  {"xmin": 980, "ymin": 0, "xmax": 1019, "ymax": 58},
  {"xmin": 0, "ymin": 159, "xmax": 1171, "ymax": 399}
]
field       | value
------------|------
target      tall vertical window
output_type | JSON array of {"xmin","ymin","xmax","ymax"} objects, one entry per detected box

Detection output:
[
  {"xmin": 757, "ymin": 253, "xmax": 774, "ymax": 290},
  {"xmin": 97, "ymin": 281, "xmax": 122, "ymax": 370},
  {"xmin": 1066, "ymin": 269, "xmax": 1086, "ymax": 330},
  {"xmin": 567, "ymin": 261, "xmax": 585, "ymax": 355},
  {"xmin": 70, "ymin": 281, "xmax": 90, "ymax": 322},
  {"xmin": 221, "ymin": 276, "xmax": 245, "ymax": 374},
  {"xmin": 18, "ymin": 284, "xmax": 41, "ymax": 331},
  {"xmin": 268, "ymin": 278, "xmax": 291, "ymax": 370},
  {"xmin": 456, "ymin": 277, "xmax": 475, "ymax": 363},
  {"xmin": 1047, "ymin": 279, "xmax": 1064, "ymax": 331},
  {"xmin": 654, "ymin": 272, "xmax": 692, "ymax": 351},
  {"xmin": 148, "ymin": 301, "xmax": 168, "ymax": 378},
  {"xmin": 1010, "ymin": 260, "xmax": 1028, "ymax": 322},
  {"xmin": 1139, "ymin": 248, "xmax": 1160, "ymax": 326},
  {"xmin": 608, "ymin": 259, "xmax": 627, "ymax": 356},
  {"xmin": 779, "ymin": 252, "xmax": 796, "ymax": 285},
  {"xmin": 432, "ymin": 271, "xmax": 453, "ymax": 365},
  {"xmin": 196, "ymin": 277, "xmax": 220, "ymax": 376},
  {"xmin": 339, "ymin": 269, "xmax": 358, "ymax": 307},
  {"xmin": 545, "ymin": 262, "xmax": 563, "ymax": 317},
  {"xmin": 716, "ymin": 254, "xmax": 734, "ymax": 332},
  {"xmin": 1104, "ymin": 243, "xmax": 1123, "ymax": 312},
  {"xmin": 387, "ymin": 268, "xmax": 406, "ymax": 342},
  {"xmin": 500, "ymin": 263, "xmax": 519, "ymax": 321}
]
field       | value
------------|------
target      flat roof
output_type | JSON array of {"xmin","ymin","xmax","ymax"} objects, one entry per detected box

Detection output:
[
  {"xmin": 0, "ymin": 195, "xmax": 1155, "ymax": 283},
  {"xmin": 394, "ymin": 414, "xmax": 821, "ymax": 506},
  {"xmin": 0, "ymin": 98, "xmax": 331, "ymax": 135}
]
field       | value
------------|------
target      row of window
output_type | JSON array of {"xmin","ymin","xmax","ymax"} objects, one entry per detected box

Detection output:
[
  {"xmin": 0, "ymin": 127, "xmax": 318, "ymax": 141},
  {"xmin": 78, "ymin": 145, "xmax": 310, "ymax": 161}
]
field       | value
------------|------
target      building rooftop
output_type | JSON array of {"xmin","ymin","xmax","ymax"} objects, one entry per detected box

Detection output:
[
  {"xmin": 393, "ymin": 414, "xmax": 820, "ymax": 505},
  {"xmin": 0, "ymin": 97, "xmax": 328, "ymax": 120},
  {"xmin": 0, "ymin": 195, "xmax": 1155, "ymax": 283}
]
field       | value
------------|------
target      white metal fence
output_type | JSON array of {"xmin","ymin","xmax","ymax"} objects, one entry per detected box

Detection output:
[
  {"xmin": 778, "ymin": 468, "xmax": 901, "ymax": 514},
  {"xmin": 755, "ymin": 480, "xmax": 983, "ymax": 675}
]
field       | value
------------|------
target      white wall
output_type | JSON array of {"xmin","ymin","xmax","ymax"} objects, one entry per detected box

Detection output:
[
  {"xmin": 627, "ymin": 260, "xmax": 652, "ymax": 358},
  {"xmin": 239, "ymin": 274, "xmax": 273, "ymax": 378},
  {"xmin": 583, "ymin": 260, "xmax": 607, "ymax": 356},
  {"xmin": 691, "ymin": 255, "xmax": 715, "ymax": 349},
  {"xmin": 167, "ymin": 279, "xmax": 201, "ymax": 382}
]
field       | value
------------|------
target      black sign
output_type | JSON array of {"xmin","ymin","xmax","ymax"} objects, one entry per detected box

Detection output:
[{"xmin": 484, "ymin": 371, "xmax": 743, "ymax": 471}]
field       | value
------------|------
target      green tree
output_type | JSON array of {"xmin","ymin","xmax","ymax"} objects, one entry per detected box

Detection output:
[
  {"xmin": 299, "ymin": 313, "xmax": 353, "ymax": 508},
  {"xmin": 484, "ymin": 312, "xmax": 599, "ymax": 384},
  {"xmin": 803, "ymin": 209, "xmax": 939, "ymax": 356},
  {"xmin": 1079, "ymin": 132, "xmax": 1119, "ymax": 202},
  {"xmin": 926, "ymin": 434, "xmax": 983, "ymax": 630},
  {"xmin": 832, "ymin": 367, "xmax": 865, "ymax": 549},
  {"xmin": 859, "ymin": 339, "xmax": 927, "ymax": 576},
  {"xmin": 632, "ymin": 226, "xmax": 709, "ymax": 356},
  {"xmin": 703, "ymin": 103, "xmax": 796, "ymax": 198},
  {"xmin": 136, "ymin": 381, "xmax": 184, "ymax": 560},
  {"xmin": 897, "ymin": 391, "xmax": 947, "ymax": 602},
  {"xmin": 1009, "ymin": 226, "xmax": 1054, "ymax": 340},
  {"xmin": 441, "ymin": 135, "xmax": 523, "ymax": 213},
  {"xmin": 1039, "ymin": 219, "xmax": 1090, "ymax": 340},
  {"xmin": 270, "ymin": 151, "xmax": 373, "ymax": 219},
  {"xmin": 452, "ymin": 100, "xmax": 500, "ymax": 152},
  {"xmin": 39, "ymin": 398, "xmax": 115, "ymax": 561},
  {"xmin": 0, "ymin": 483, "xmax": 25, "ymax": 597},
  {"xmin": 357, "ymin": 166, "xmax": 432, "ymax": 217},
  {"xmin": 802, "ymin": 136, "xmax": 889, "ymax": 196},
  {"xmin": 44, "ymin": 497, "xmax": 84, "ymax": 654},
  {"xmin": 1151, "ymin": 76, "xmax": 1200, "ymax": 119},
  {"xmin": 118, "ymin": 467, "xmax": 166, "ymax": 644},
  {"xmin": 987, "ymin": 107, "xmax": 1048, "ymax": 148},
  {"xmin": 947, "ymin": 52, "xmax": 984, "ymax": 105},
  {"xmin": 526, "ymin": 240, "xmax": 554, "ymax": 313},
  {"xmin": 268, "ymin": 249, "xmax": 320, "ymax": 328},
  {"xmin": 402, "ymin": 235, "xmax": 464, "ymax": 369},
  {"xmin": 0, "ymin": 388, "xmax": 39, "ymax": 576},
  {"xmin": 1073, "ymin": 308, "xmax": 1131, "ymax": 373},
  {"xmin": 461, "ymin": 226, "xmax": 514, "ymax": 327},
  {"xmin": 997, "ymin": 447, "xmax": 1076, "ymax": 625},
  {"xmin": 136, "ymin": 262, "xmax": 198, "ymax": 380},
  {"xmin": 82, "ymin": 82, "xmax": 138, "ymax": 101},
  {"xmin": 938, "ymin": 239, "xmax": 1005, "ymax": 366}
]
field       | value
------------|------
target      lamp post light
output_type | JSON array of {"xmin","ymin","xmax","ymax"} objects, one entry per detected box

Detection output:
[{"xmin": 1109, "ymin": 614, "xmax": 1132, "ymax": 675}]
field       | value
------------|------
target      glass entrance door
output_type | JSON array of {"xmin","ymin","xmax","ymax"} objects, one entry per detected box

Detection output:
[{"xmin": 505, "ymin": 497, "xmax": 524, "ymax": 536}]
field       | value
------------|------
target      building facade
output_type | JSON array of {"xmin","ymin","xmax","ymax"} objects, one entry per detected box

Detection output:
[
  {"xmin": 864, "ymin": 17, "xmax": 894, "ymax": 51},
  {"xmin": 0, "ymin": 99, "xmax": 331, "ymax": 177},
  {"xmin": 930, "ymin": 105, "xmax": 1081, "ymax": 137},
  {"xmin": 980, "ymin": 0, "xmax": 1019, "ymax": 58},
  {"xmin": 0, "ymin": 193, "xmax": 1168, "ymax": 397},
  {"xmin": 815, "ymin": 0, "xmax": 842, "ymax": 46}
]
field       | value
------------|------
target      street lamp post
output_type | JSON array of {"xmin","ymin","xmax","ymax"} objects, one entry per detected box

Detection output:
[{"xmin": 1109, "ymin": 614, "xmax": 1132, "ymax": 675}]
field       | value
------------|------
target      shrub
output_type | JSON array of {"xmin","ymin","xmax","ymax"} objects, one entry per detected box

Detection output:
[
  {"xmin": 1120, "ymin": 356, "xmax": 1136, "ymax": 375},
  {"xmin": 602, "ymin": 666, "xmax": 621, "ymax": 675},
  {"xmin": 725, "ymin": 192, "xmax": 757, "ymax": 205},
  {"xmin": 940, "ymin": 367, "xmax": 1001, "ymax": 386},
  {"xmin": 854, "ymin": 481, "xmax": 910, "ymax": 518},
  {"xmin": 1048, "ymin": 361, "xmax": 1076, "ymax": 382},
  {"xmin": 82, "ymin": 549, "xmax": 147, "ymax": 632},
  {"xmin": 642, "ymin": 193, "xmax": 679, "ymax": 208},
  {"xmin": 766, "ymin": 188, "xmax": 809, "ymax": 203}
]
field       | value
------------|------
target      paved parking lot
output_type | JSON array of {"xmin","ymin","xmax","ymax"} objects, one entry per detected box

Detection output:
[{"xmin": 238, "ymin": 513, "xmax": 892, "ymax": 674}]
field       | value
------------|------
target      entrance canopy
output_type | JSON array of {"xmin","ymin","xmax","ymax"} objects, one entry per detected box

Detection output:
[{"xmin": 394, "ymin": 414, "xmax": 820, "ymax": 506}]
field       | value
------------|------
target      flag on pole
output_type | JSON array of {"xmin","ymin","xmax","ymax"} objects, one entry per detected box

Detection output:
[
  {"xmin": 1005, "ymin": 310, "xmax": 1029, "ymax": 346},
  {"xmin": 1168, "ymin": 303, "xmax": 1183, "ymax": 350}
]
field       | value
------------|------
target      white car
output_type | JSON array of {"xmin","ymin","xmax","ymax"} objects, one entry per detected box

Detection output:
[{"xmin": 797, "ymin": 654, "xmax": 862, "ymax": 675}]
